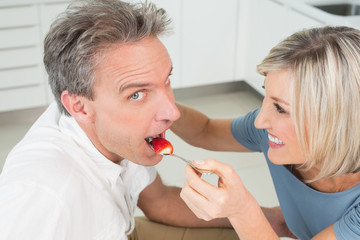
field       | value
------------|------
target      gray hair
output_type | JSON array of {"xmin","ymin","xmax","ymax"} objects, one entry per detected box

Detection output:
[
  {"xmin": 258, "ymin": 26, "xmax": 360, "ymax": 181},
  {"xmin": 44, "ymin": 0, "xmax": 171, "ymax": 115}
]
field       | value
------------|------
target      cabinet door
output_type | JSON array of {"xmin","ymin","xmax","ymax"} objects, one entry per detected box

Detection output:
[
  {"xmin": 235, "ymin": 0, "xmax": 249, "ymax": 81},
  {"xmin": 0, "ymin": 85, "xmax": 47, "ymax": 112},
  {"xmin": 243, "ymin": 0, "xmax": 322, "ymax": 95},
  {"xmin": 181, "ymin": 0, "xmax": 238, "ymax": 87},
  {"xmin": 0, "ymin": 27, "xmax": 40, "ymax": 49},
  {"xmin": 0, "ymin": 5, "xmax": 38, "ymax": 28},
  {"xmin": 148, "ymin": 0, "xmax": 181, "ymax": 88},
  {"xmin": 244, "ymin": 0, "xmax": 288, "ymax": 95},
  {"xmin": 0, "ymin": 67, "xmax": 43, "ymax": 89},
  {"xmin": 39, "ymin": 3, "xmax": 70, "ymax": 40}
]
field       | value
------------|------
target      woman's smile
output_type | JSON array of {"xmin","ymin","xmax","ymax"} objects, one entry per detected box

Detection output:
[{"xmin": 268, "ymin": 133, "xmax": 284, "ymax": 149}]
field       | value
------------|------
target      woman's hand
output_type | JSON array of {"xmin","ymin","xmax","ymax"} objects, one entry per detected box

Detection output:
[
  {"xmin": 180, "ymin": 158, "xmax": 253, "ymax": 221},
  {"xmin": 180, "ymin": 158, "xmax": 297, "ymax": 239}
]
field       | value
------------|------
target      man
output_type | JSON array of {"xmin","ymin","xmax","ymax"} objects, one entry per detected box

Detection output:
[{"xmin": 0, "ymin": 0, "xmax": 287, "ymax": 239}]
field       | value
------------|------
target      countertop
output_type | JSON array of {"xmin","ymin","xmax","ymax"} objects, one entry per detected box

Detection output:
[{"xmin": 274, "ymin": 0, "xmax": 360, "ymax": 28}]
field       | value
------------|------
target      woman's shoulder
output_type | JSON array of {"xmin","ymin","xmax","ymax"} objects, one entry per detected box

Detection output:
[{"xmin": 333, "ymin": 193, "xmax": 360, "ymax": 239}]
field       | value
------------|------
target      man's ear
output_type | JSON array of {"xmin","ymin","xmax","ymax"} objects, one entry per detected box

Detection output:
[{"xmin": 61, "ymin": 90, "xmax": 94, "ymax": 123}]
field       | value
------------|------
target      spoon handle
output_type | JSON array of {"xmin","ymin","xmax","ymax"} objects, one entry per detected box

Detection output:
[{"xmin": 168, "ymin": 154, "xmax": 213, "ymax": 175}]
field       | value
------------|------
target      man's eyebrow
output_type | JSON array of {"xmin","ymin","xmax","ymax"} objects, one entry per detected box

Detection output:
[
  {"xmin": 119, "ymin": 65, "xmax": 173, "ymax": 93},
  {"xmin": 119, "ymin": 82, "xmax": 152, "ymax": 93}
]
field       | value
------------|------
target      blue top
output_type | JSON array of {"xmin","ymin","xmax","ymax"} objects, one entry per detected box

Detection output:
[{"xmin": 230, "ymin": 109, "xmax": 360, "ymax": 240}]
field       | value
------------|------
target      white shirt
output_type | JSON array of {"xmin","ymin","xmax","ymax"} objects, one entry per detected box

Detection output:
[{"xmin": 0, "ymin": 103, "xmax": 157, "ymax": 240}]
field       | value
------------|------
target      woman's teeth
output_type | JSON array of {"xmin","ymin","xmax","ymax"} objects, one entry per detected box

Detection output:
[{"xmin": 268, "ymin": 134, "xmax": 284, "ymax": 145}]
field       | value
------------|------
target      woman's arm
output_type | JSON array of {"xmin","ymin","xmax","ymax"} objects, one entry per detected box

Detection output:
[
  {"xmin": 180, "ymin": 159, "xmax": 296, "ymax": 239},
  {"xmin": 139, "ymin": 173, "xmax": 293, "ymax": 238},
  {"xmin": 137, "ymin": 173, "xmax": 232, "ymax": 228},
  {"xmin": 171, "ymin": 103, "xmax": 251, "ymax": 152},
  {"xmin": 312, "ymin": 225, "xmax": 337, "ymax": 239}
]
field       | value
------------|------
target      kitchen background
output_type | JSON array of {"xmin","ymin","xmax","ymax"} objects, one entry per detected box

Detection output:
[{"xmin": 0, "ymin": 0, "xmax": 359, "ymax": 239}]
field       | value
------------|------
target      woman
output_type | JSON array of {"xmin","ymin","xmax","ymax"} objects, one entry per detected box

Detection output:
[{"xmin": 171, "ymin": 26, "xmax": 360, "ymax": 239}]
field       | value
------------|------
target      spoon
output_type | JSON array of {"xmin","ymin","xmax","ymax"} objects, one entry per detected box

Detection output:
[
  {"xmin": 163, "ymin": 153, "xmax": 213, "ymax": 175},
  {"xmin": 150, "ymin": 137, "xmax": 212, "ymax": 175}
]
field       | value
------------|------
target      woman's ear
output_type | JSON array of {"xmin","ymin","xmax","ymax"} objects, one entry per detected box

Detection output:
[{"xmin": 61, "ymin": 90, "xmax": 94, "ymax": 123}]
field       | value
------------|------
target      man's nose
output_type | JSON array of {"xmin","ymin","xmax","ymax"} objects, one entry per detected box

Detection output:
[{"xmin": 155, "ymin": 91, "xmax": 180, "ymax": 122}]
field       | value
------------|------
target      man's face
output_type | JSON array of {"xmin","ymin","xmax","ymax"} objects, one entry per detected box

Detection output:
[{"xmin": 84, "ymin": 37, "xmax": 180, "ymax": 165}]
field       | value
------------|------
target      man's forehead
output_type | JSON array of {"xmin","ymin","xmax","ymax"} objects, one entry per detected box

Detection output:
[
  {"xmin": 92, "ymin": 37, "xmax": 171, "ymax": 88},
  {"xmin": 97, "ymin": 38, "xmax": 169, "ymax": 69},
  {"xmin": 117, "ymin": 64, "xmax": 173, "ymax": 92}
]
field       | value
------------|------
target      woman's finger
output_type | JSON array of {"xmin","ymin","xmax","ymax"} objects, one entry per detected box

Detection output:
[
  {"xmin": 193, "ymin": 158, "xmax": 242, "ymax": 188},
  {"xmin": 186, "ymin": 159, "xmax": 252, "ymax": 219},
  {"xmin": 181, "ymin": 173, "xmax": 214, "ymax": 220},
  {"xmin": 184, "ymin": 164, "xmax": 221, "ymax": 201}
]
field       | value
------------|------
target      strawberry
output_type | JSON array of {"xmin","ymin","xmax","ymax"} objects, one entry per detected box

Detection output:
[{"xmin": 151, "ymin": 137, "xmax": 173, "ymax": 155}]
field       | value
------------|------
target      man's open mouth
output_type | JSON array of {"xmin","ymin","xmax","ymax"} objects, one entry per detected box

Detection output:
[{"xmin": 145, "ymin": 133, "xmax": 164, "ymax": 149}]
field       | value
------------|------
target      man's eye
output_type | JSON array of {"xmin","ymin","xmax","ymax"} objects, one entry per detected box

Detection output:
[{"xmin": 130, "ymin": 91, "xmax": 144, "ymax": 100}]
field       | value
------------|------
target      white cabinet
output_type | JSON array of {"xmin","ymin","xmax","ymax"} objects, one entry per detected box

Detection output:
[
  {"xmin": 0, "ymin": 5, "xmax": 39, "ymax": 28},
  {"xmin": 0, "ymin": 2, "xmax": 68, "ymax": 112},
  {"xmin": 181, "ymin": 0, "xmax": 238, "ymax": 87},
  {"xmin": 242, "ymin": 0, "xmax": 287, "ymax": 95},
  {"xmin": 39, "ymin": 3, "xmax": 69, "ymax": 38},
  {"xmin": 147, "ymin": 0, "xmax": 182, "ymax": 88},
  {"xmin": 0, "ymin": 4, "xmax": 45, "ymax": 112},
  {"xmin": 148, "ymin": 0, "xmax": 239, "ymax": 88},
  {"xmin": 242, "ymin": 0, "xmax": 323, "ymax": 95}
]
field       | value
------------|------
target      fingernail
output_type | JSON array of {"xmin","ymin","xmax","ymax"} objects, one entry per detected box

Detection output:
[{"xmin": 194, "ymin": 159, "xmax": 205, "ymax": 165}]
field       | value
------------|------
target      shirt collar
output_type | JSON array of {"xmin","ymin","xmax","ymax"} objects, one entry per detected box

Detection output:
[{"xmin": 58, "ymin": 111, "xmax": 124, "ymax": 185}]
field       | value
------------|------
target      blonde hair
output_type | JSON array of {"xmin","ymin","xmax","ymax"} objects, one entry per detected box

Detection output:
[{"xmin": 257, "ymin": 26, "xmax": 360, "ymax": 181}]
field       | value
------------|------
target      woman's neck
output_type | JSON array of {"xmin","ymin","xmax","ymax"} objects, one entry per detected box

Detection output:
[{"xmin": 292, "ymin": 164, "xmax": 360, "ymax": 193}]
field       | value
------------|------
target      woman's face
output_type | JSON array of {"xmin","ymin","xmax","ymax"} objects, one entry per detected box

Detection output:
[{"xmin": 254, "ymin": 69, "xmax": 306, "ymax": 165}]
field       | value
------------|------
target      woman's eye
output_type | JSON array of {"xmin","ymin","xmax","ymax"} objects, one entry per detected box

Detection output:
[
  {"xmin": 274, "ymin": 103, "xmax": 286, "ymax": 114},
  {"xmin": 130, "ymin": 91, "xmax": 144, "ymax": 100}
]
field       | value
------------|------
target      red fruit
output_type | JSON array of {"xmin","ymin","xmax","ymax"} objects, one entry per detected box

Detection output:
[{"xmin": 151, "ymin": 137, "xmax": 173, "ymax": 155}]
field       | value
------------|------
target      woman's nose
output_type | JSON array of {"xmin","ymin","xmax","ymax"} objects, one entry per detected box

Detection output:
[{"xmin": 254, "ymin": 102, "xmax": 271, "ymax": 130}]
